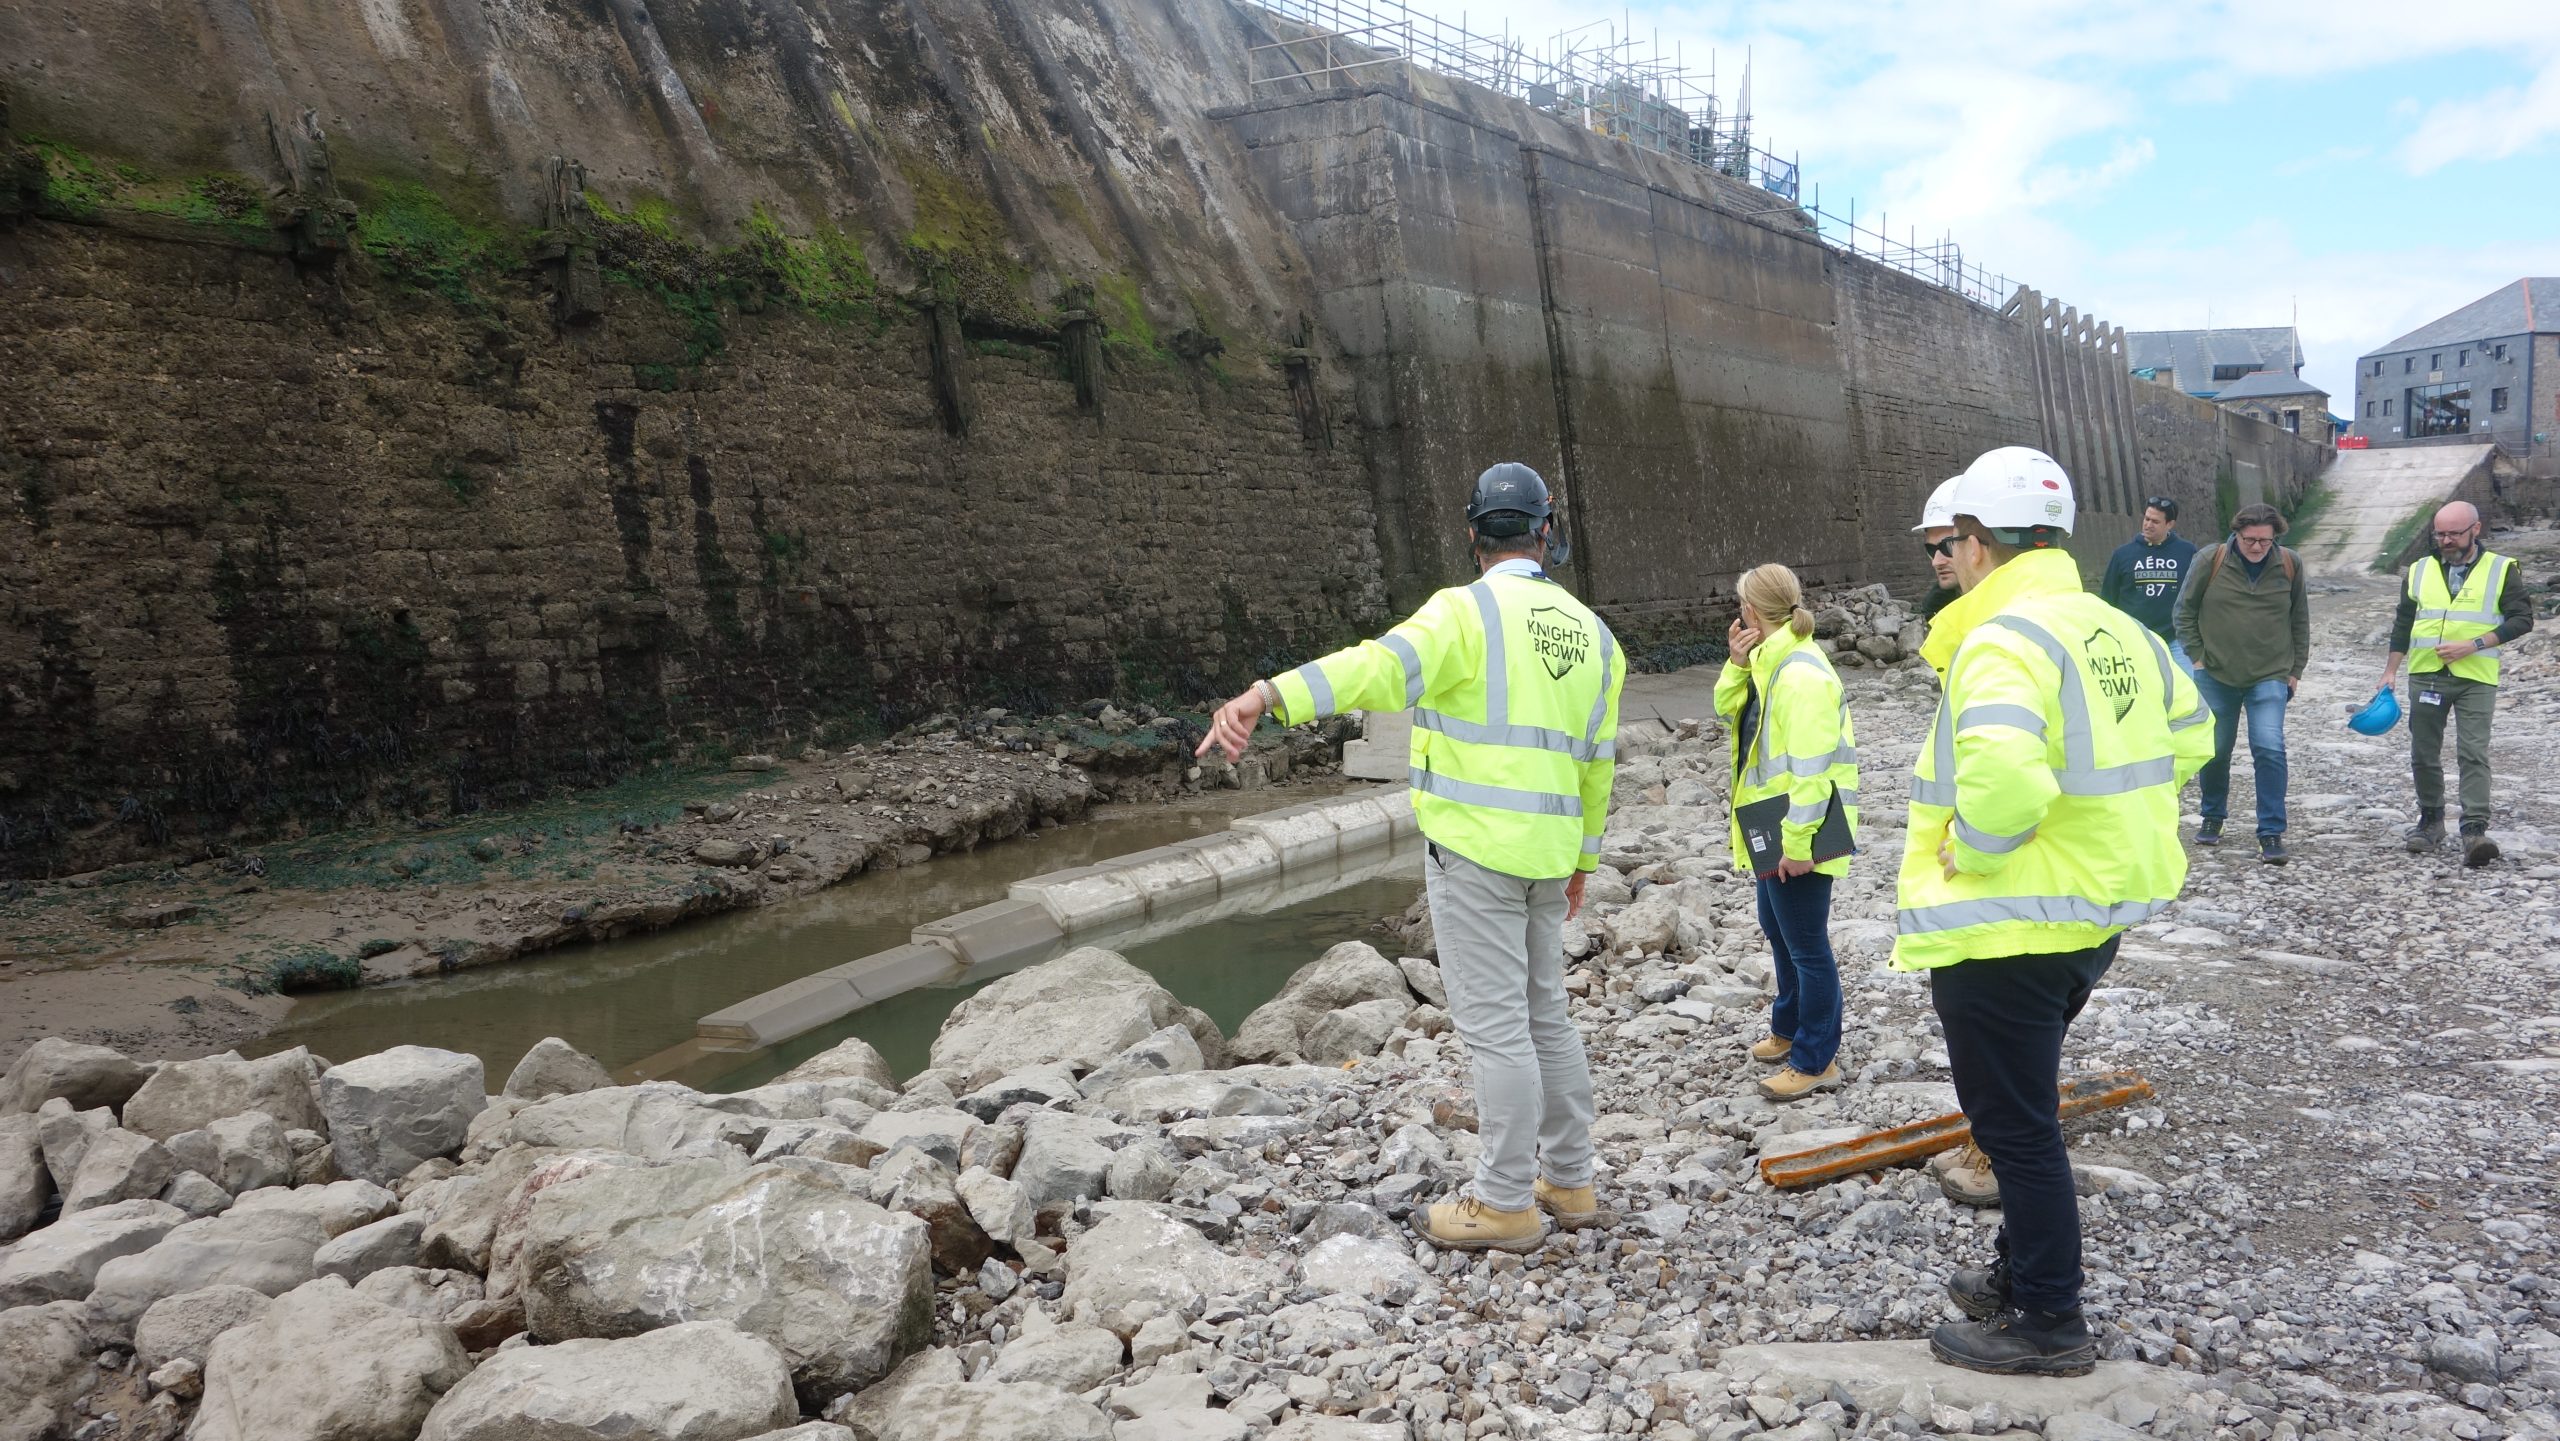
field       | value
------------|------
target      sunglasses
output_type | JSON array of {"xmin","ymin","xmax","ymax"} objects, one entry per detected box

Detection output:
[{"xmin": 1921, "ymin": 537, "xmax": 1960, "ymax": 558}]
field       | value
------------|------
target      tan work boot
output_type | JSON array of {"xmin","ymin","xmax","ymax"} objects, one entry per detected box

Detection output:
[
  {"xmin": 1755, "ymin": 1062, "xmax": 1842, "ymax": 1102},
  {"xmin": 1934, "ymin": 1140, "xmax": 2001, "ymax": 1207},
  {"xmin": 1532, "ymin": 1177, "xmax": 1614, "ymax": 1232},
  {"xmin": 1410, "ymin": 1194, "xmax": 1548, "ymax": 1253},
  {"xmin": 1749, "ymin": 1034, "xmax": 1793, "ymax": 1064}
]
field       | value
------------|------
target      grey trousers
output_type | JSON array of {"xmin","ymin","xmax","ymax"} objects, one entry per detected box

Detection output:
[
  {"xmin": 2408, "ymin": 672, "xmax": 2498, "ymax": 825},
  {"xmin": 1423, "ymin": 844, "xmax": 1597, "ymax": 1211}
]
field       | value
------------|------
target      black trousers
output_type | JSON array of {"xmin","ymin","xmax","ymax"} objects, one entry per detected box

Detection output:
[{"xmin": 1928, "ymin": 936, "xmax": 2118, "ymax": 1315}]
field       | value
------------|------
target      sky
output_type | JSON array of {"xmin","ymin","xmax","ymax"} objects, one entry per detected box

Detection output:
[{"xmin": 1433, "ymin": 0, "xmax": 2560, "ymax": 408}]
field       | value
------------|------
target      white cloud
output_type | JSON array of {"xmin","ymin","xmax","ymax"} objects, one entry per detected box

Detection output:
[{"xmin": 2398, "ymin": 54, "xmax": 2560, "ymax": 173}]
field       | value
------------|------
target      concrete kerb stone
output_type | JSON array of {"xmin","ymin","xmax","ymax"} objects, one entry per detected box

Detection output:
[
  {"xmin": 824, "ymin": 944, "xmax": 964, "ymax": 1002},
  {"xmin": 1103, "ymin": 848, "xmax": 1221, "ymax": 913},
  {"xmin": 685, "ymin": 788, "xmax": 1413, "ymax": 1063},
  {"xmin": 697, "ymin": 974, "xmax": 863, "ymax": 1046},
  {"xmin": 915, "ymin": 899, "xmax": 1069, "ymax": 967},
  {"xmin": 1165, "ymin": 833, "xmax": 1282, "ymax": 890},
  {"xmin": 1008, "ymin": 866, "xmax": 1147, "ymax": 931},
  {"xmin": 1230, "ymin": 801, "xmax": 1345, "ymax": 867}
]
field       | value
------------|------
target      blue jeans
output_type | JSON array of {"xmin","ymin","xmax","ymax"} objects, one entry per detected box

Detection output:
[
  {"xmin": 2195, "ymin": 672, "xmax": 2290, "ymax": 836},
  {"xmin": 2168, "ymin": 638, "xmax": 2197, "ymax": 681},
  {"xmin": 1754, "ymin": 872, "xmax": 1840, "ymax": 1073}
]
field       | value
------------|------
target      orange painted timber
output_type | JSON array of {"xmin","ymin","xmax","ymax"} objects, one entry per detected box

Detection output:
[{"xmin": 1758, "ymin": 1070, "xmax": 2156, "ymax": 1189}]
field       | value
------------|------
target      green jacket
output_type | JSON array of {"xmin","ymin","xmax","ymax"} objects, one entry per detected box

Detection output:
[{"xmin": 2174, "ymin": 541, "xmax": 2311, "ymax": 688}]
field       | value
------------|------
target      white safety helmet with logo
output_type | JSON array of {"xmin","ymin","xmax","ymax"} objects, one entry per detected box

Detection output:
[
  {"xmin": 1910, "ymin": 476, "xmax": 1961, "ymax": 534},
  {"xmin": 1941, "ymin": 446, "xmax": 2075, "ymax": 542}
]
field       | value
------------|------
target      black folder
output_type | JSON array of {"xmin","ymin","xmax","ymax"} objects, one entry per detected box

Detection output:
[{"xmin": 1735, "ymin": 787, "xmax": 1855, "ymax": 878}]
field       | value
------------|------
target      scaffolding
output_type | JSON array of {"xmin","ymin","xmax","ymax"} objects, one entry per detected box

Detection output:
[{"xmin": 1240, "ymin": 0, "xmax": 2023, "ymax": 311}]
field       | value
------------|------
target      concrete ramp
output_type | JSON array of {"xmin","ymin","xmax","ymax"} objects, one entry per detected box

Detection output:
[{"xmin": 2300, "ymin": 444, "xmax": 2495, "ymax": 575}]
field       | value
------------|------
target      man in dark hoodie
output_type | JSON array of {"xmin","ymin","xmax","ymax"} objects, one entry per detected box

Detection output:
[{"xmin": 2101, "ymin": 497, "xmax": 2199, "ymax": 672}]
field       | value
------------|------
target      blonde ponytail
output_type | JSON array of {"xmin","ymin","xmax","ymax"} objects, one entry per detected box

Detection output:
[{"xmin": 1737, "ymin": 564, "xmax": 1813, "ymax": 640}]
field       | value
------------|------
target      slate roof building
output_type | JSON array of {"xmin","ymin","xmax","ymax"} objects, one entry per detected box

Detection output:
[
  {"xmin": 2349, "ymin": 280, "xmax": 2556, "ymax": 465},
  {"xmin": 2125, "ymin": 326, "xmax": 2304, "ymax": 399},
  {"xmin": 2210, "ymin": 370, "xmax": 2333, "ymax": 444}
]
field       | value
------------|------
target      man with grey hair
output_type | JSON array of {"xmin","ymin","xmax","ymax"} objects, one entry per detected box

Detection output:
[{"xmin": 2382, "ymin": 501, "xmax": 2533, "ymax": 866}]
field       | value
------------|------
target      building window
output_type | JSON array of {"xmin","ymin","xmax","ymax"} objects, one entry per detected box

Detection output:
[
  {"xmin": 2366, "ymin": 400, "xmax": 2377, "ymax": 417},
  {"xmin": 2406, "ymin": 382, "xmax": 2470, "ymax": 438},
  {"xmin": 2405, "ymin": 357, "xmax": 2416, "ymax": 373},
  {"xmin": 2492, "ymin": 387, "xmax": 2510, "ymax": 413},
  {"xmin": 2494, "ymin": 343, "xmax": 2507, "ymax": 360},
  {"xmin": 2283, "ymin": 409, "xmax": 2301, "ymax": 433},
  {"xmin": 2385, "ymin": 399, "xmax": 2395, "ymax": 416},
  {"xmin": 2212, "ymin": 364, "xmax": 2256, "ymax": 382},
  {"xmin": 2460, "ymin": 350, "xmax": 2470, "ymax": 366},
  {"xmin": 2431, "ymin": 353, "xmax": 2442, "ymax": 369}
]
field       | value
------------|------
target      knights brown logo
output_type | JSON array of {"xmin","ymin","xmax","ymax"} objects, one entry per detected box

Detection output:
[
  {"xmin": 1526, "ymin": 606, "xmax": 1589, "ymax": 680},
  {"xmin": 2082, "ymin": 627, "xmax": 2139, "ymax": 723}
]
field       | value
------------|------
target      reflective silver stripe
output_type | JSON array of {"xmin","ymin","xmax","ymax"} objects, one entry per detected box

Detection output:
[
  {"xmin": 1407, "ymin": 767, "xmax": 1582, "ymax": 818},
  {"xmin": 1413, "ymin": 708, "xmax": 1609, "ymax": 762},
  {"xmin": 2168, "ymin": 704, "xmax": 2211, "ymax": 732},
  {"xmin": 2140, "ymin": 631, "xmax": 2209, "ymax": 730},
  {"xmin": 1786, "ymin": 799, "xmax": 1829, "ymax": 826},
  {"xmin": 1380, "ymin": 633, "xmax": 1425, "ymax": 707},
  {"xmin": 1952, "ymin": 812, "xmax": 2037, "ymax": 854},
  {"xmin": 2054, "ymin": 755, "xmax": 2175, "ymax": 795},
  {"xmin": 1581, "ymin": 834, "xmax": 1603, "ymax": 855},
  {"xmin": 1292, "ymin": 662, "xmax": 1335, "ymax": 719},
  {"xmin": 1915, "ymin": 693, "xmax": 1956, "ymax": 807},
  {"xmin": 2414, "ymin": 556, "xmax": 2507, "ymax": 626},
  {"xmin": 1584, "ymin": 625, "xmax": 1617, "ymax": 746},
  {"xmin": 1956, "ymin": 703, "xmax": 2046, "ymax": 739},
  {"xmin": 1897, "ymin": 894, "xmax": 2172, "ymax": 936},
  {"xmin": 1468, "ymin": 583, "xmax": 1508, "ymax": 726},
  {"xmin": 1911, "ymin": 777, "xmax": 1957, "ymax": 806}
]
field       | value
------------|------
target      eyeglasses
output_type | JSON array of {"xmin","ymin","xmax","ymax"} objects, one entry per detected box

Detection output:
[
  {"xmin": 1921, "ymin": 537, "xmax": 1959, "ymax": 558},
  {"xmin": 2433, "ymin": 527, "xmax": 2478, "ymax": 540},
  {"xmin": 2234, "ymin": 533, "xmax": 2276, "ymax": 547}
]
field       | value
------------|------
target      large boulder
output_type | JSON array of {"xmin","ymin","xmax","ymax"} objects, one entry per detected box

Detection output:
[
  {"xmin": 354, "ymin": 1266, "xmax": 486, "ymax": 1327},
  {"xmin": 34, "ymin": 1101, "xmax": 113, "ymax": 1193},
  {"xmin": 1301, "ymin": 998, "xmax": 1412, "ymax": 1066},
  {"xmin": 0, "ymin": 1115, "xmax": 50, "ymax": 1243},
  {"xmin": 520, "ymin": 1157, "xmax": 933, "ymax": 1407},
  {"xmin": 228, "ymin": 1178, "xmax": 400, "ymax": 1236},
  {"xmin": 773, "ymin": 1038, "xmax": 897, "ymax": 1091},
  {"xmin": 0, "ymin": 1197, "xmax": 186, "ymax": 1307},
  {"xmin": 3, "ymin": 1038, "xmax": 148, "ymax": 1116},
  {"xmin": 418, "ymin": 1321, "xmax": 799, "ymax": 1441},
  {"xmin": 61, "ymin": 1126, "xmax": 175, "ymax": 1212},
  {"xmin": 315, "ymin": 1211, "xmax": 428, "ymax": 1281},
  {"xmin": 193, "ymin": 1277, "xmax": 472, "ymax": 1441},
  {"xmin": 927, "ymin": 948, "xmax": 1224, "ymax": 1091},
  {"xmin": 1604, "ymin": 885, "xmax": 1682, "ymax": 954},
  {"xmin": 874, "ymin": 1150, "xmax": 991, "ymax": 1276},
  {"xmin": 0, "ymin": 1301, "xmax": 95, "ymax": 1441},
  {"xmin": 319, "ymin": 1046, "xmax": 488, "ymax": 1186},
  {"xmin": 134, "ymin": 1283, "xmax": 274, "ymax": 1370},
  {"xmin": 987, "ymin": 1311, "xmax": 1124, "ymax": 1391},
  {"xmin": 502, "ymin": 1037, "xmax": 616, "ymax": 1101},
  {"xmin": 1012, "ymin": 1111, "xmax": 1132, "ymax": 1219},
  {"xmin": 488, "ymin": 1083, "xmax": 760, "ymax": 1161},
  {"xmin": 1061, "ymin": 1203, "xmax": 1281, "ymax": 1338},
  {"xmin": 862, "ymin": 1382, "xmax": 1113, "ymax": 1441},
  {"xmin": 1228, "ymin": 943, "xmax": 1414, "ymax": 1065},
  {"xmin": 86, "ymin": 1206, "xmax": 331, "ymax": 1339},
  {"xmin": 417, "ymin": 1145, "xmax": 566, "ymax": 1271},
  {"xmin": 121, "ymin": 1048, "xmax": 326, "ymax": 1140},
  {"xmin": 166, "ymin": 1111, "xmax": 295, "ymax": 1196}
]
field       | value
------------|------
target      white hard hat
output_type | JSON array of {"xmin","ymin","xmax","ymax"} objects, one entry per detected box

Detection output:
[
  {"xmin": 1943, "ymin": 446, "xmax": 2075, "ymax": 536},
  {"xmin": 1911, "ymin": 477, "xmax": 1961, "ymax": 533}
]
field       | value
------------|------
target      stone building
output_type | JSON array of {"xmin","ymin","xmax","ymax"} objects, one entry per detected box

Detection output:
[
  {"xmin": 2348, "ymin": 279, "xmax": 2557, "ymax": 475},
  {"xmin": 2126, "ymin": 326, "xmax": 2305, "ymax": 399},
  {"xmin": 2211, "ymin": 370, "xmax": 2334, "ymax": 444}
]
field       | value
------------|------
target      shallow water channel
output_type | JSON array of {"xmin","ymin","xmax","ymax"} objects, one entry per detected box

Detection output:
[{"xmin": 258, "ymin": 783, "xmax": 1423, "ymax": 1088}]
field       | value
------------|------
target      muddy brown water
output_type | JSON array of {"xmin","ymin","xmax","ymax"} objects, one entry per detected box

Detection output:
[{"xmin": 258, "ymin": 784, "xmax": 1424, "ymax": 1087}]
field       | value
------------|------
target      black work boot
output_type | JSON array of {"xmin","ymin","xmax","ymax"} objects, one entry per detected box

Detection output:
[
  {"xmin": 2195, "ymin": 818, "xmax": 2223, "ymax": 847},
  {"xmin": 1946, "ymin": 1258, "xmax": 2011, "ymax": 1320},
  {"xmin": 1930, "ymin": 1306, "xmax": 2099, "ymax": 1377},
  {"xmin": 2462, "ymin": 823, "xmax": 2500, "ymax": 868},
  {"xmin": 2258, "ymin": 834, "xmax": 2288, "ymax": 866},
  {"xmin": 2406, "ymin": 810, "xmax": 2445, "ymax": 853}
]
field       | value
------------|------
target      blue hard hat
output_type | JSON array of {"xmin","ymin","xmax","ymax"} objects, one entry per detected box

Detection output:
[{"xmin": 2347, "ymin": 686, "xmax": 2401, "ymax": 737}]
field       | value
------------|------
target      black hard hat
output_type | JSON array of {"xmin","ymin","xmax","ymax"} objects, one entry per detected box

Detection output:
[{"xmin": 1466, "ymin": 462, "xmax": 1553, "ymax": 536}]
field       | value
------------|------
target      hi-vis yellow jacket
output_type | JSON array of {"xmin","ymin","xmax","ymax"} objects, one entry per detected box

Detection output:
[
  {"xmin": 1268, "ymin": 567, "xmax": 1622, "ymax": 879},
  {"xmin": 1713, "ymin": 626, "xmax": 1860, "ymax": 878},
  {"xmin": 2406, "ymin": 551, "xmax": 2515, "ymax": 685},
  {"xmin": 1893, "ymin": 549, "xmax": 2214, "ymax": 971}
]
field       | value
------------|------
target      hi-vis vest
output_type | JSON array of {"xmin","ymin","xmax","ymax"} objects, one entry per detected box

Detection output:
[
  {"xmin": 1270, "ymin": 568, "xmax": 1622, "ymax": 879},
  {"xmin": 2407, "ymin": 551, "xmax": 2514, "ymax": 685},
  {"xmin": 1713, "ymin": 626, "xmax": 1860, "ymax": 878},
  {"xmin": 1894, "ymin": 550, "xmax": 2215, "ymax": 971}
]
